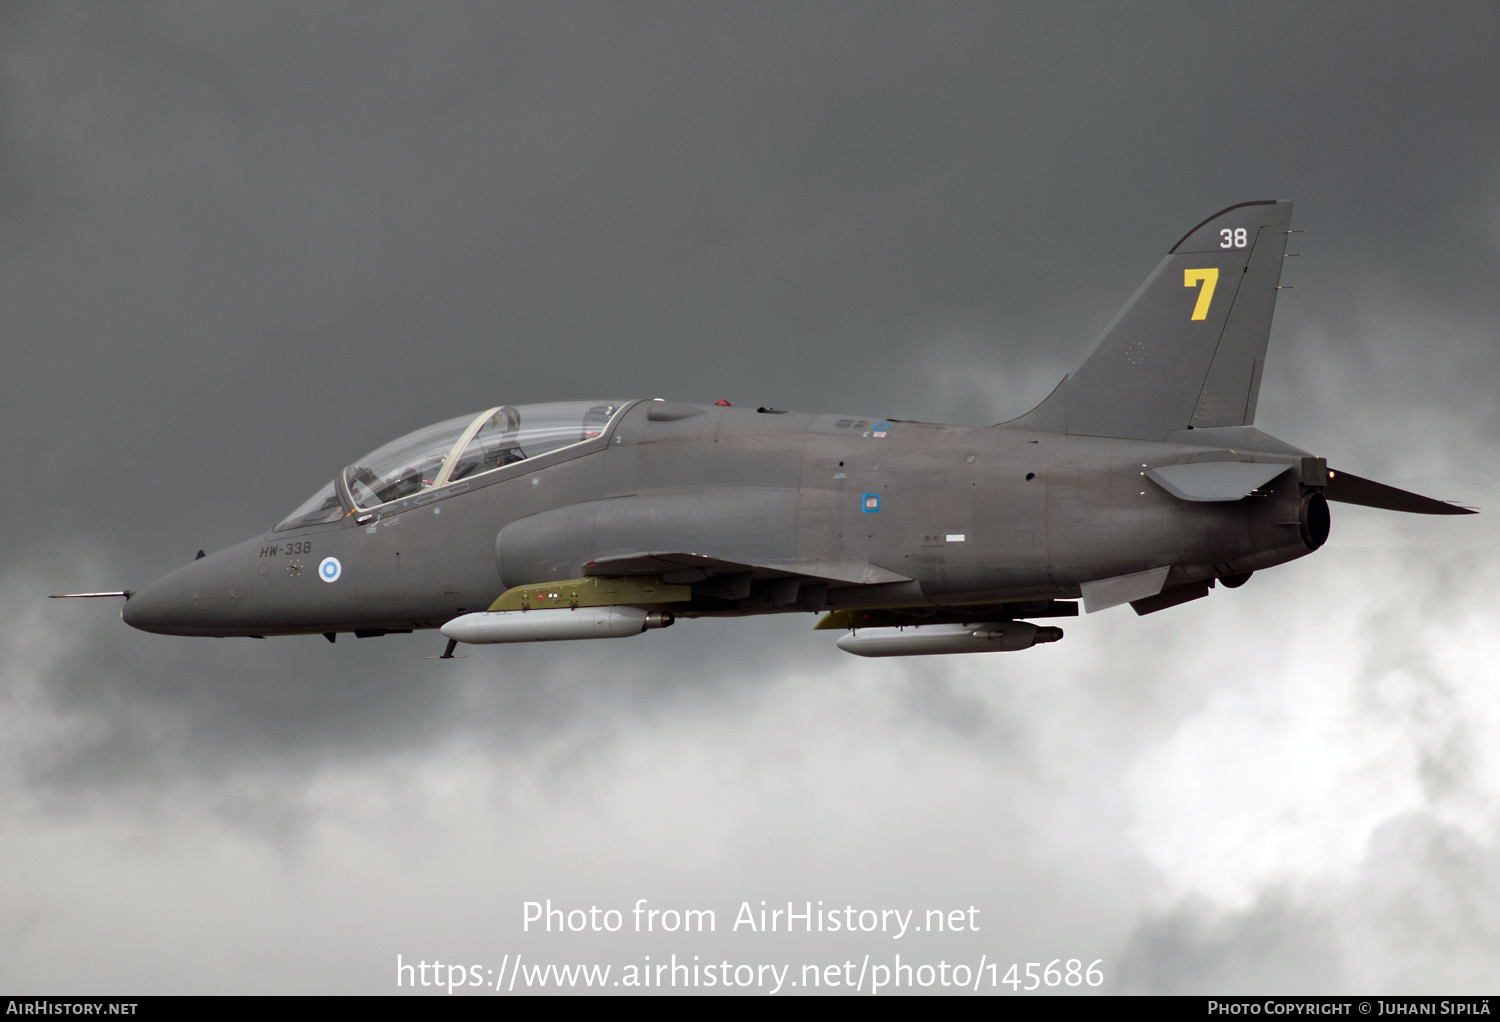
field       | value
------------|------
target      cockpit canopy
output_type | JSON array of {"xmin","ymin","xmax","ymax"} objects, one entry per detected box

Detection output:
[{"xmin": 275, "ymin": 401, "xmax": 624, "ymax": 532}]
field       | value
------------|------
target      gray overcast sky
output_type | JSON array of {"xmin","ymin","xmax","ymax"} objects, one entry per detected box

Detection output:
[{"xmin": 5, "ymin": 1, "xmax": 1500, "ymax": 994}]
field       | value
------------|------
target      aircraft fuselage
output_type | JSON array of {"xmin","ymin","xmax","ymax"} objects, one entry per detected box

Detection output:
[{"xmin": 121, "ymin": 400, "xmax": 1321, "ymax": 638}]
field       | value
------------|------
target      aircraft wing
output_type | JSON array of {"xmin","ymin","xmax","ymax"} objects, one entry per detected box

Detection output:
[{"xmin": 582, "ymin": 551, "xmax": 911, "ymax": 586}]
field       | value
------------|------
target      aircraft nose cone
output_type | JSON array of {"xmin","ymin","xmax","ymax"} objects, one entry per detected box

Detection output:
[
  {"xmin": 121, "ymin": 572, "xmax": 193, "ymax": 634},
  {"xmin": 122, "ymin": 546, "xmax": 254, "ymax": 636}
]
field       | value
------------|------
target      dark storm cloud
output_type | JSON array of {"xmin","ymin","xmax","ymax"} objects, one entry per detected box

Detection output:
[
  {"xmin": 6, "ymin": 2, "xmax": 1498, "ymax": 552},
  {"xmin": 5, "ymin": 1, "xmax": 1500, "ymax": 993}
]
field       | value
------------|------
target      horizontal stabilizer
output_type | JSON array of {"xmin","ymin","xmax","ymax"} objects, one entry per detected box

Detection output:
[
  {"xmin": 48, "ymin": 591, "xmax": 132, "ymax": 599},
  {"xmin": 1147, "ymin": 462, "xmax": 1289, "ymax": 502},
  {"xmin": 1324, "ymin": 470, "xmax": 1477, "ymax": 515}
]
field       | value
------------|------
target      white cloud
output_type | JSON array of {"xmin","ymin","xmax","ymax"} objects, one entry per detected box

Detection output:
[{"xmin": 7, "ymin": 494, "xmax": 1500, "ymax": 993}]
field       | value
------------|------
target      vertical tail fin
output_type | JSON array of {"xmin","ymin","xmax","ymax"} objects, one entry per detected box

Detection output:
[{"xmin": 1000, "ymin": 200, "xmax": 1293, "ymax": 440}]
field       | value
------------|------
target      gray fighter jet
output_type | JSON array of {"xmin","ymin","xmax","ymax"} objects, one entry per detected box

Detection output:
[{"xmin": 58, "ymin": 201, "xmax": 1475, "ymax": 657}]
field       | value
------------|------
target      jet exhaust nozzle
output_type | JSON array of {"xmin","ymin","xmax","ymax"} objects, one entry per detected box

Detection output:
[
  {"xmin": 836, "ymin": 621, "xmax": 1063, "ymax": 658},
  {"xmin": 441, "ymin": 606, "xmax": 674, "ymax": 645},
  {"xmin": 1300, "ymin": 491, "xmax": 1331, "ymax": 550}
]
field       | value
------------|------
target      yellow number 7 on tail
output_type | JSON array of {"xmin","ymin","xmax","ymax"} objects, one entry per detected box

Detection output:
[{"xmin": 1184, "ymin": 268, "xmax": 1219, "ymax": 320}]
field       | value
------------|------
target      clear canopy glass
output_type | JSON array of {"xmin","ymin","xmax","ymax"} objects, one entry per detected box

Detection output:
[
  {"xmin": 325, "ymin": 401, "xmax": 625, "ymax": 513},
  {"xmin": 446, "ymin": 402, "xmax": 621, "ymax": 482},
  {"xmin": 274, "ymin": 480, "xmax": 345, "ymax": 532},
  {"xmin": 343, "ymin": 413, "xmax": 476, "ymax": 510}
]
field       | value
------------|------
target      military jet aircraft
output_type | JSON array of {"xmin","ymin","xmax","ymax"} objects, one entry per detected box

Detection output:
[{"xmin": 57, "ymin": 200, "xmax": 1474, "ymax": 657}]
